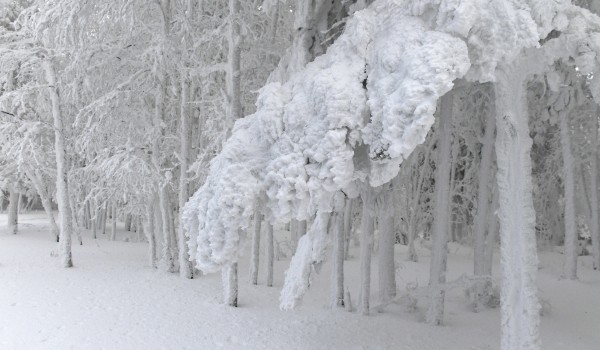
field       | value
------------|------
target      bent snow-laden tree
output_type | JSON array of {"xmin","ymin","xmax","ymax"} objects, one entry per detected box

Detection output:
[{"xmin": 180, "ymin": 0, "xmax": 600, "ymax": 349}]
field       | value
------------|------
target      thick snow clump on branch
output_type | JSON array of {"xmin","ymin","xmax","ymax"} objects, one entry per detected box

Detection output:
[{"xmin": 183, "ymin": 0, "xmax": 600, "ymax": 309}]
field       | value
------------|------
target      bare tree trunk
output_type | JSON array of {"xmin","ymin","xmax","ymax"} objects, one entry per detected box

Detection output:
[
  {"xmin": 427, "ymin": 91, "xmax": 454, "ymax": 326},
  {"xmin": 7, "ymin": 188, "xmax": 18, "ymax": 235},
  {"xmin": 91, "ymin": 201, "xmax": 98, "ymax": 240},
  {"xmin": 110, "ymin": 203, "xmax": 117, "ymax": 241},
  {"xmin": 358, "ymin": 188, "xmax": 375, "ymax": 315},
  {"xmin": 223, "ymin": 262, "xmax": 238, "ymax": 307},
  {"xmin": 378, "ymin": 185, "xmax": 396, "ymax": 306},
  {"xmin": 473, "ymin": 103, "xmax": 496, "ymax": 311},
  {"xmin": 144, "ymin": 200, "xmax": 157, "ymax": 268},
  {"xmin": 558, "ymin": 107, "xmax": 577, "ymax": 279},
  {"xmin": 290, "ymin": 220, "xmax": 299, "ymax": 253},
  {"xmin": 484, "ymin": 184, "xmax": 499, "ymax": 276},
  {"xmin": 44, "ymin": 60, "xmax": 73, "ymax": 268},
  {"xmin": 343, "ymin": 198, "xmax": 353, "ymax": 260},
  {"xmin": 332, "ymin": 201, "xmax": 345, "ymax": 308},
  {"xmin": 226, "ymin": 0, "xmax": 241, "ymax": 137},
  {"xmin": 125, "ymin": 215, "xmax": 132, "ymax": 232},
  {"xmin": 266, "ymin": 222, "xmax": 274, "ymax": 287},
  {"xmin": 101, "ymin": 202, "xmax": 107, "ymax": 235},
  {"xmin": 250, "ymin": 210, "xmax": 262, "ymax": 285},
  {"xmin": 159, "ymin": 184, "xmax": 175, "ymax": 272}
]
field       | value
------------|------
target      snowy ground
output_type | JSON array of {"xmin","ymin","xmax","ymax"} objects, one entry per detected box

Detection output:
[{"xmin": 1, "ymin": 212, "xmax": 599, "ymax": 350}]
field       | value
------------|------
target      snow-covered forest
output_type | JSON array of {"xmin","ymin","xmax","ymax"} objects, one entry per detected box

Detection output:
[{"xmin": 2, "ymin": 0, "xmax": 600, "ymax": 349}]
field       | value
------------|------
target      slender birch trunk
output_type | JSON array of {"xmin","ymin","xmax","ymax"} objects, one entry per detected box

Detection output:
[
  {"xmin": 226, "ymin": 0, "xmax": 241, "ymax": 136},
  {"xmin": 427, "ymin": 91, "xmax": 454, "ymax": 325},
  {"xmin": 101, "ymin": 202, "xmax": 107, "ymax": 235},
  {"xmin": 378, "ymin": 184, "xmax": 396, "ymax": 306},
  {"xmin": 91, "ymin": 201, "xmax": 98, "ymax": 239},
  {"xmin": 266, "ymin": 222, "xmax": 274, "ymax": 287},
  {"xmin": 483, "ymin": 184, "xmax": 499, "ymax": 276},
  {"xmin": 559, "ymin": 107, "xmax": 578, "ymax": 279},
  {"xmin": 43, "ymin": 60, "xmax": 73, "ymax": 268},
  {"xmin": 473, "ymin": 97, "xmax": 496, "ymax": 311},
  {"xmin": 110, "ymin": 203, "xmax": 117, "ymax": 241},
  {"xmin": 359, "ymin": 188, "xmax": 375, "ymax": 315},
  {"xmin": 343, "ymin": 198, "xmax": 353, "ymax": 260},
  {"xmin": 7, "ymin": 189, "xmax": 18, "ymax": 235},
  {"xmin": 159, "ymin": 184, "xmax": 175, "ymax": 272},
  {"xmin": 144, "ymin": 200, "xmax": 157, "ymax": 268},
  {"xmin": 332, "ymin": 197, "xmax": 345, "ymax": 307},
  {"xmin": 251, "ymin": 211, "xmax": 262, "ymax": 285}
]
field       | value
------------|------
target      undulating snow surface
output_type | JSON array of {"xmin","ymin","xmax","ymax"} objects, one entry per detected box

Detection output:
[{"xmin": 2, "ymin": 213, "xmax": 599, "ymax": 350}]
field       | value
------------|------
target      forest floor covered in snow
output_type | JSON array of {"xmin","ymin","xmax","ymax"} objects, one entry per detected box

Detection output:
[{"xmin": 1, "ymin": 212, "xmax": 599, "ymax": 350}]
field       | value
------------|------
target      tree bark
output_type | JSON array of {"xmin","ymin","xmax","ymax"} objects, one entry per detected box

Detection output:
[
  {"xmin": 343, "ymin": 198, "xmax": 353, "ymax": 260},
  {"xmin": 110, "ymin": 203, "xmax": 117, "ymax": 241},
  {"xmin": 559, "ymin": 107, "xmax": 577, "ymax": 279},
  {"xmin": 495, "ymin": 61, "xmax": 540, "ymax": 350},
  {"xmin": 226, "ymin": 0, "xmax": 241, "ymax": 137},
  {"xmin": 144, "ymin": 200, "xmax": 157, "ymax": 268},
  {"xmin": 427, "ymin": 91, "xmax": 454, "ymax": 326},
  {"xmin": 266, "ymin": 222, "xmax": 274, "ymax": 287},
  {"xmin": 43, "ymin": 59, "xmax": 73, "ymax": 268},
  {"xmin": 358, "ymin": 188, "xmax": 375, "ymax": 315},
  {"xmin": 473, "ymin": 97, "xmax": 496, "ymax": 311},
  {"xmin": 250, "ymin": 211, "xmax": 262, "ymax": 285},
  {"xmin": 332, "ymin": 198, "xmax": 345, "ymax": 307},
  {"xmin": 223, "ymin": 262, "xmax": 238, "ymax": 307},
  {"xmin": 7, "ymin": 188, "xmax": 18, "ymax": 235},
  {"xmin": 159, "ymin": 184, "xmax": 175, "ymax": 272},
  {"xmin": 378, "ymin": 184, "xmax": 396, "ymax": 306}
]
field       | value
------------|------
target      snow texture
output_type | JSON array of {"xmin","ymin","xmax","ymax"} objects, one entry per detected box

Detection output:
[{"xmin": 183, "ymin": 0, "xmax": 600, "ymax": 311}]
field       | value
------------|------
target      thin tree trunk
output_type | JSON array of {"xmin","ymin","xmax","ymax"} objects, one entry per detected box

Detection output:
[
  {"xmin": 159, "ymin": 184, "xmax": 175, "ymax": 272},
  {"xmin": 378, "ymin": 185, "xmax": 396, "ymax": 306},
  {"xmin": 427, "ymin": 91, "xmax": 454, "ymax": 326},
  {"xmin": 266, "ymin": 222, "xmax": 274, "ymax": 287},
  {"xmin": 111, "ymin": 203, "xmax": 117, "ymax": 241},
  {"xmin": 358, "ymin": 188, "xmax": 375, "ymax": 315},
  {"xmin": 343, "ymin": 198, "xmax": 353, "ymax": 260},
  {"xmin": 559, "ymin": 107, "xmax": 577, "ymax": 279},
  {"xmin": 177, "ymin": 32, "xmax": 194, "ymax": 279},
  {"xmin": 482, "ymin": 185, "xmax": 498, "ymax": 277},
  {"xmin": 290, "ymin": 220, "xmax": 299, "ymax": 253},
  {"xmin": 43, "ymin": 60, "xmax": 73, "ymax": 268},
  {"xmin": 92, "ymin": 201, "xmax": 98, "ymax": 240},
  {"xmin": 125, "ymin": 215, "xmax": 132, "ymax": 232},
  {"xmin": 101, "ymin": 202, "xmax": 107, "ymax": 235},
  {"xmin": 223, "ymin": 262, "xmax": 238, "ymax": 307},
  {"xmin": 332, "ymin": 203, "xmax": 345, "ymax": 308},
  {"xmin": 226, "ymin": 0, "xmax": 241, "ymax": 137},
  {"xmin": 7, "ymin": 189, "xmax": 18, "ymax": 235},
  {"xmin": 250, "ymin": 211, "xmax": 262, "ymax": 285},
  {"xmin": 473, "ymin": 106, "xmax": 496, "ymax": 311},
  {"xmin": 144, "ymin": 200, "xmax": 157, "ymax": 268},
  {"xmin": 69, "ymin": 196, "xmax": 83, "ymax": 246}
]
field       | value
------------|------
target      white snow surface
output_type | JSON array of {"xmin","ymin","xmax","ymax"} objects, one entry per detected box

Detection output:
[{"xmin": 2, "ymin": 213, "xmax": 600, "ymax": 350}]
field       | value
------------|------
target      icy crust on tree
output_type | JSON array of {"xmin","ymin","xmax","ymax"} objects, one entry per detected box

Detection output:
[
  {"xmin": 362, "ymin": 14, "xmax": 469, "ymax": 185},
  {"xmin": 183, "ymin": 1, "xmax": 469, "ymax": 274},
  {"xmin": 183, "ymin": 0, "xmax": 600, "ymax": 307}
]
